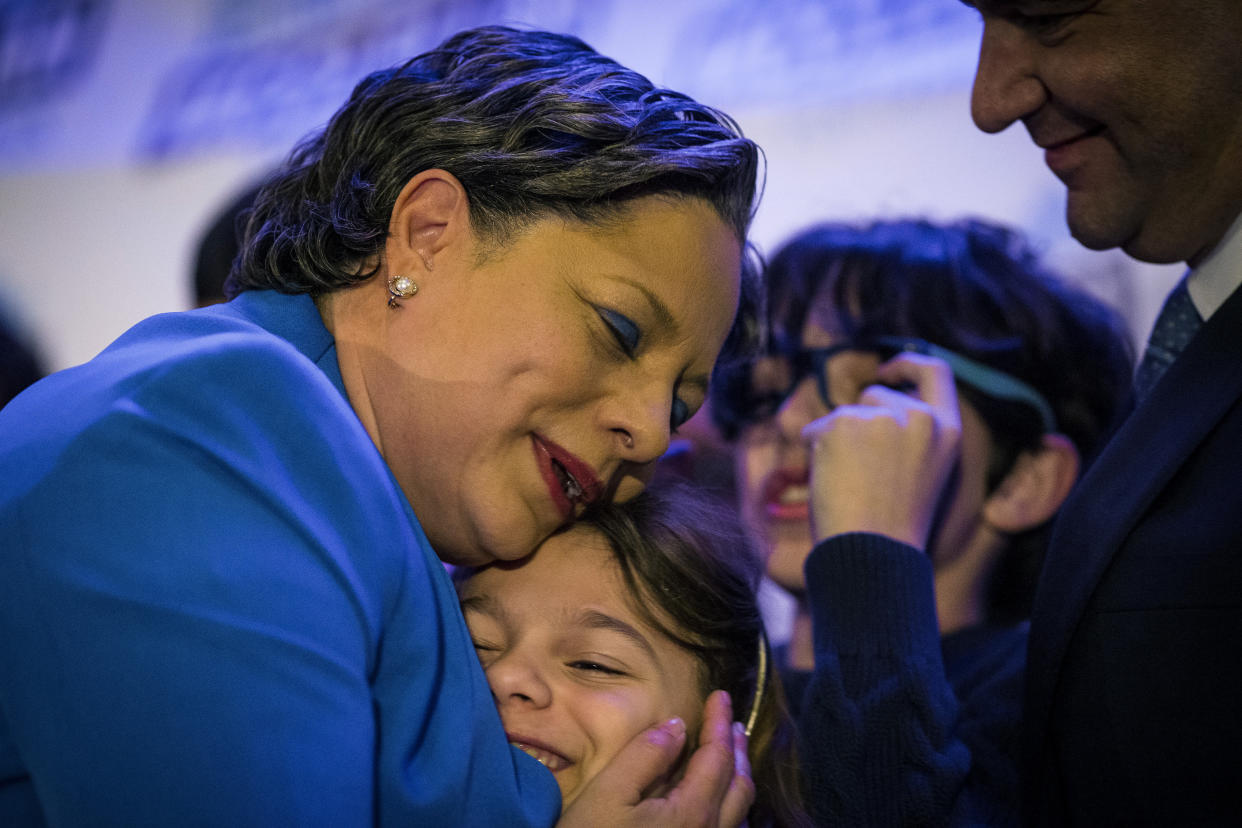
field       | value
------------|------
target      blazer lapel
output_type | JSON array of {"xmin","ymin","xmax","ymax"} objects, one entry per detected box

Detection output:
[{"xmin": 1025, "ymin": 280, "xmax": 1242, "ymax": 768}]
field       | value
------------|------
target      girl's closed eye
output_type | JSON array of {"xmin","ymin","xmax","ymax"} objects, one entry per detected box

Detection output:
[
  {"xmin": 469, "ymin": 636, "xmax": 503, "ymax": 664},
  {"xmin": 567, "ymin": 657, "xmax": 629, "ymax": 678}
]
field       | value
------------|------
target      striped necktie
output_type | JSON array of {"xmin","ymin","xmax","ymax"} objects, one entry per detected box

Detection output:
[{"xmin": 1133, "ymin": 277, "xmax": 1202, "ymax": 401}]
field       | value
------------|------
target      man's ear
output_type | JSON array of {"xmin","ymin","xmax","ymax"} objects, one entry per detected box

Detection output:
[
  {"xmin": 982, "ymin": 433, "xmax": 1080, "ymax": 534},
  {"xmin": 386, "ymin": 169, "xmax": 469, "ymax": 273}
]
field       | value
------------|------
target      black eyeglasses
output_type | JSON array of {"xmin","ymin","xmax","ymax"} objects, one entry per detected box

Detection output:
[{"xmin": 740, "ymin": 336, "xmax": 1057, "ymax": 433}]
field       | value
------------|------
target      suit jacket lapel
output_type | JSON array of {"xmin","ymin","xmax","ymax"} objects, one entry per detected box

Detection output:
[{"xmin": 1025, "ymin": 280, "xmax": 1242, "ymax": 779}]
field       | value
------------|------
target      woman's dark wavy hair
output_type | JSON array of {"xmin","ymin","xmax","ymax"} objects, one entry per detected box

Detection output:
[
  {"xmin": 228, "ymin": 25, "xmax": 762, "ymax": 355},
  {"xmin": 713, "ymin": 217, "xmax": 1135, "ymax": 623},
  {"xmin": 582, "ymin": 483, "xmax": 811, "ymax": 828}
]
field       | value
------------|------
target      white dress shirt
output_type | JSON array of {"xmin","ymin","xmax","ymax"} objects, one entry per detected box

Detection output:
[{"xmin": 1187, "ymin": 209, "xmax": 1242, "ymax": 321}]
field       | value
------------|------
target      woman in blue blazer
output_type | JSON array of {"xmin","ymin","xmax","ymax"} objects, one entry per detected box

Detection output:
[{"xmin": 0, "ymin": 26, "xmax": 760, "ymax": 827}]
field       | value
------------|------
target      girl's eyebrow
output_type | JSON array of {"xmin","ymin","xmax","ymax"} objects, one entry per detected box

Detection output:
[
  {"xmin": 462, "ymin": 593, "xmax": 658, "ymax": 661},
  {"xmin": 576, "ymin": 609, "xmax": 657, "ymax": 661}
]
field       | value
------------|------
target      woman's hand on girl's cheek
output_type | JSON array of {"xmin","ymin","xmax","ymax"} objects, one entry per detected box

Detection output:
[
  {"xmin": 802, "ymin": 354, "xmax": 962, "ymax": 549},
  {"xmin": 718, "ymin": 720, "xmax": 754, "ymax": 828},
  {"xmin": 557, "ymin": 690, "xmax": 752, "ymax": 828}
]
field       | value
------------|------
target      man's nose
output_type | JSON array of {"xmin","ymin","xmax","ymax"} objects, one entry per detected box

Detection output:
[{"xmin": 970, "ymin": 17, "xmax": 1048, "ymax": 135}]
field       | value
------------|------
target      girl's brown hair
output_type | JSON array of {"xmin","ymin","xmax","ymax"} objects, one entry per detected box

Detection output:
[{"xmin": 582, "ymin": 483, "xmax": 810, "ymax": 828}]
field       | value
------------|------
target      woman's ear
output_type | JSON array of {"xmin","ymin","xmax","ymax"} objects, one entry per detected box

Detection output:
[
  {"xmin": 982, "ymin": 433, "xmax": 1081, "ymax": 534},
  {"xmin": 386, "ymin": 169, "xmax": 469, "ymax": 273}
]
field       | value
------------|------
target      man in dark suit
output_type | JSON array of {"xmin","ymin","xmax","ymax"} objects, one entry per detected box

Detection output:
[
  {"xmin": 801, "ymin": 1, "xmax": 1242, "ymax": 823},
  {"xmin": 963, "ymin": 2, "xmax": 1242, "ymax": 823}
]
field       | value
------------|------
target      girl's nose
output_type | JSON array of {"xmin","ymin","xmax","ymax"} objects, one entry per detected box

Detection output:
[{"xmin": 485, "ymin": 650, "xmax": 553, "ymax": 709}]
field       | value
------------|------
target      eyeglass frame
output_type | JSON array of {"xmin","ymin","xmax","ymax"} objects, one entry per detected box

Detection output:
[{"xmin": 787, "ymin": 335, "xmax": 1058, "ymax": 433}]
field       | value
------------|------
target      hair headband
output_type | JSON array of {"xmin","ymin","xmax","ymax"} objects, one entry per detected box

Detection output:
[{"xmin": 743, "ymin": 629, "xmax": 768, "ymax": 738}]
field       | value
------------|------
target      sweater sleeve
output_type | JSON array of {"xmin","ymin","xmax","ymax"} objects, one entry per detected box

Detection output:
[{"xmin": 794, "ymin": 533, "xmax": 1022, "ymax": 827}]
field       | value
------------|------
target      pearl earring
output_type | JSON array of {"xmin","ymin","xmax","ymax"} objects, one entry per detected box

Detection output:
[{"xmin": 387, "ymin": 274, "xmax": 418, "ymax": 308}]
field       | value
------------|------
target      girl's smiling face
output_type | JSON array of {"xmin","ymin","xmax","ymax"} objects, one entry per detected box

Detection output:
[{"xmin": 458, "ymin": 525, "xmax": 706, "ymax": 809}]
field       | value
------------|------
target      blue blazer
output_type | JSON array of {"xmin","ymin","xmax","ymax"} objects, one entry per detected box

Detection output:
[
  {"xmin": 0, "ymin": 291, "xmax": 559, "ymax": 826},
  {"xmin": 1025, "ymin": 281, "xmax": 1242, "ymax": 825}
]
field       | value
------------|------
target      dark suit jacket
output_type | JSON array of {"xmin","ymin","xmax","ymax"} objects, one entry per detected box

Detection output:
[{"xmin": 1024, "ymin": 280, "xmax": 1242, "ymax": 826}]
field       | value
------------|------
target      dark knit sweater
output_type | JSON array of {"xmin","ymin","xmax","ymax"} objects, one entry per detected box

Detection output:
[{"xmin": 784, "ymin": 533, "xmax": 1025, "ymax": 827}]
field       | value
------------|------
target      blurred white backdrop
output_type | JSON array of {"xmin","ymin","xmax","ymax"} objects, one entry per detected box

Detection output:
[{"xmin": 0, "ymin": 0, "xmax": 1180, "ymax": 372}]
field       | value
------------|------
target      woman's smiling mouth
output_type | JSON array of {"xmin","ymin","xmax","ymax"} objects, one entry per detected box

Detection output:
[
  {"xmin": 532, "ymin": 435, "xmax": 603, "ymax": 520},
  {"xmin": 551, "ymin": 458, "xmax": 584, "ymax": 501}
]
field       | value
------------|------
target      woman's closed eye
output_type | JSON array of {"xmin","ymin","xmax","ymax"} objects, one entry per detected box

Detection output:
[
  {"xmin": 670, "ymin": 397, "xmax": 691, "ymax": 432},
  {"xmin": 597, "ymin": 307, "xmax": 641, "ymax": 356},
  {"xmin": 597, "ymin": 304, "xmax": 693, "ymax": 431}
]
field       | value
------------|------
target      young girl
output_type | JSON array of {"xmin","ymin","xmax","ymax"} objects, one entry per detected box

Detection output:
[{"xmin": 455, "ymin": 483, "xmax": 809, "ymax": 828}]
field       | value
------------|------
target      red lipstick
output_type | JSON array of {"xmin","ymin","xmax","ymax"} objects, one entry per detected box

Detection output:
[{"xmin": 532, "ymin": 435, "xmax": 603, "ymax": 521}]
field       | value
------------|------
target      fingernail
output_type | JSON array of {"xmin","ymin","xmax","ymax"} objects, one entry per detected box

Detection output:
[
  {"xmin": 732, "ymin": 722, "xmax": 752, "ymax": 775},
  {"xmin": 733, "ymin": 721, "xmax": 747, "ymax": 750},
  {"xmin": 662, "ymin": 717, "xmax": 686, "ymax": 739},
  {"xmin": 649, "ymin": 717, "xmax": 685, "ymax": 747}
]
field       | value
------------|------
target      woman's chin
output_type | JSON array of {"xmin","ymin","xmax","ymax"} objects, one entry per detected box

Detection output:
[{"xmin": 447, "ymin": 514, "xmax": 549, "ymax": 567}]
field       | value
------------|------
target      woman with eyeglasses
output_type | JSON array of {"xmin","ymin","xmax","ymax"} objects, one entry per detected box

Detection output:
[{"xmin": 710, "ymin": 217, "xmax": 1134, "ymax": 826}]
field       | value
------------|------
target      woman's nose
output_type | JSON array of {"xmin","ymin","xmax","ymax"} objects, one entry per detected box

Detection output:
[
  {"xmin": 602, "ymin": 383, "xmax": 673, "ymax": 466},
  {"xmin": 486, "ymin": 650, "xmax": 553, "ymax": 709},
  {"xmin": 970, "ymin": 17, "xmax": 1048, "ymax": 135}
]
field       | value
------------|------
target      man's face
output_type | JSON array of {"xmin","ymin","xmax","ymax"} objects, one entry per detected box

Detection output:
[{"xmin": 967, "ymin": 0, "xmax": 1242, "ymax": 265}]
